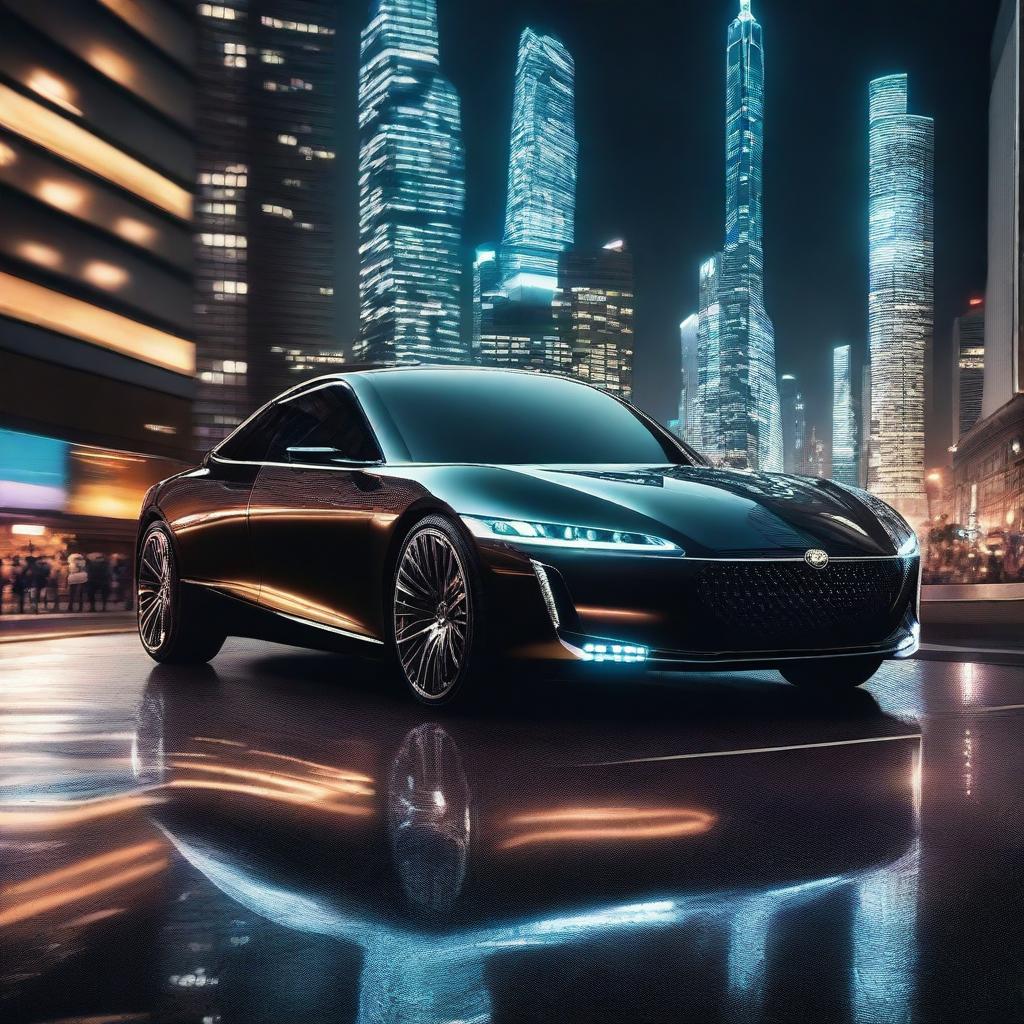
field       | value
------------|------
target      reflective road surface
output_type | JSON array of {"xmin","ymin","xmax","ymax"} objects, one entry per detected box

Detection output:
[{"xmin": 2, "ymin": 636, "xmax": 1022, "ymax": 1023}]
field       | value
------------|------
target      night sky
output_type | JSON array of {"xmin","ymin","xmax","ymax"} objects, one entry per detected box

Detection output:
[{"xmin": 334, "ymin": 0, "xmax": 998, "ymax": 461}]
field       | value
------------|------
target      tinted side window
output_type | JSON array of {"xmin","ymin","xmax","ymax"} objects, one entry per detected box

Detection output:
[
  {"xmin": 217, "ymin": 405, "xmax": 290, "ymax": 462},
  {"xmin": 264, "ymin": 385, "xmax": 380, "ymax": 463}
]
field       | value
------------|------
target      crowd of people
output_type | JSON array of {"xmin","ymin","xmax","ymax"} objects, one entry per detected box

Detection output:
[
  {"xmin": 921, "ymin": 523, "xmax": 1024, "ymax": 584},
  {"xmin": 0, "ymin": 552, "xmax": 133, "ymax": 614}
]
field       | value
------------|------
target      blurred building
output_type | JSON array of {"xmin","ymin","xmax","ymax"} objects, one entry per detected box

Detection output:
[
  {"xmin": 779, "ymin": 373, "xmax": 806, "ymax": 475},
  {"xmin": 866, "ymin": 73, "xmax": 934, "ymax": 523},
  {"xmin": 194, "ymin": 0, "xmax": 342, "ymax": 452},
  {"xmin": 678, "ymin": 313, "xmax": 699, "ymax": 450},
  {"xmin": 498, "ymin": 28, "xmax": 577, "ymax": 295},
  {"xmin": 953, "ymin": 0, "xmax": 1023, "ymax": 536},
  {"xmin": 952, "ymin": 298, "xmax": 986, "ymax": 442},
  {"xmin": 859, "ymin": 363, "xmax": 871, "ymax": 487},
  {"xmin": 832, "ymin": 345, "xmax": 858, "ymax": 486},
  {"xmin": 476, "ymin": 296, "xmax": 568, "ymax": 374},
  {"xmin": 471, "ymin": 245, "xmax": 501, "ymax": 354},
  {"xmin": 694, "ymin": 255, "xmax": 722, "ymax": 462},
  {"xmin": 0, "ymin": 0, "xmax": 195, "ymax": 555},
  {"xmin": 802, "ymin": 427, "xmax": 830, "ymax": 479},
  {"xmin": 552, "ymin": 240, "xmax": 635, "ymax": 399},
  {"xmin": 355, "ymin": 0, "xmax": 465, "ymax": 365},
  {"xmin": 714, "ymin": 0, "xmax": 782, "ymax": 471}
]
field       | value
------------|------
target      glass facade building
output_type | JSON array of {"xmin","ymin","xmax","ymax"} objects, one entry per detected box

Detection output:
[
  {"xmin": 679, "ymin": 313, "xmax": 700, "ymax": 450},
  {"xmin": 499, "ymin": 28, "xmax": 577, "ymax": 295},
  {"xmin": 194, "ymin": 1, "xmax": 342, "ymax": 451},
  {"xmin": 701, "ymin": 0, "xmax": 781, "ymax": 471},
  {"xmin": 0, "ymin": 0, "xmax": 194, "ymax": 558},
  {"xmin": 832, "ymin": 345, "xmax": 858, "ymax": 486},
  {"xmin": 552, "ymin": 240, "xmax": 635, "ymax": 399},
  {"xmin": 694, "ymin": 255, "xmax": 722, "ymax": 461},
  {"xmin": 355, "ymin": 0, "xmax": 466, "ymax": 365},
  {"xmin": 779, "ymin": 374, "xmax": 806, "ymax": 476},
  {"xmin": 867, "ymin": 73, "xmax": 934, "ymax": 523},
  {"xmin": 952, "ymin": 301, "xmax": 986, "ymax": 441}
]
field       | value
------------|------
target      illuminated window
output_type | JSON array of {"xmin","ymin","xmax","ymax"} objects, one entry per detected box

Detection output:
[
  {"xmin": 261, "ymin": 50, "xmax": 284, "ymax": 64},
  {"xmin": 212, "ymin": 280, "xmax": 248, "ymax": 294},
  {"xmin": 277, "ymin": 134, "xmax": 297, "ymax": 146},
  {"xmin": 198, "ymin": 3, "xmax": 238, "ymax": 19},
  {"xmin": 199, "ymin": 233, "xmax": 247, "ymax": 248},
  {"xmin": 261, "ymin": 203, "xmax": 293, "ymax": 219},
  {"xmin": 260, "ymin": 14, "xmax": 334, "ymax": 35},
  {"xmin": 199, "ymin": 201, "xmax": 238, "ymax": 215}
]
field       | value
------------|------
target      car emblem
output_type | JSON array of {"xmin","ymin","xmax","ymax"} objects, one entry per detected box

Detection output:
[{"xmin": 804, "ymin": 548, "xmax": 829, "ymax": 569}]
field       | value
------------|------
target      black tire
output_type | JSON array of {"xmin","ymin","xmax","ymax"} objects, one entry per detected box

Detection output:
[
  {"xmin": 780, "ymin": 656, "xmax": 884, "ymax": 690},
  {"xmin": 137, "ymin": 521, "xmax": 225, "ymax": 665},
  {"xmin": 388, "ymin": 514, "xmax": 487, "ymax": 706}
]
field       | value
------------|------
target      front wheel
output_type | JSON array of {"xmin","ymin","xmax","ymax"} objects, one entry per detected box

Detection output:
[
  {"xmin": 780, "ymin": 656, "xmax": 884, "ymax": 690},
  {"xmin": 389, "ymin": 515, "xmax": 487, "ymax": 705},
  {"xmin": 137, "ymin": 522, "xmax": 225, "ymax": 665}
]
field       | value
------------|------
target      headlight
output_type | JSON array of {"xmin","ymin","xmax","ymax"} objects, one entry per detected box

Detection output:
[
  {"xmin": 836, "ymin": 485, "xmax": 919, "ymax": 555},
  {"xmin": 461, "ymin": 516, "xmax": 684, "ymax": 554}
]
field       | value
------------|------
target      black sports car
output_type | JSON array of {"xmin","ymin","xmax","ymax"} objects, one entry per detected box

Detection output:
[{"xmin": 136, "ymin": 366, "xmax": 921, "ymax": 703}]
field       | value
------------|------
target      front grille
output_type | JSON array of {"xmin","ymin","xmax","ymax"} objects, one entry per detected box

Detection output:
[{"xmin": 687, "ymin": 558, "xmax": 914, "ymax": 653}]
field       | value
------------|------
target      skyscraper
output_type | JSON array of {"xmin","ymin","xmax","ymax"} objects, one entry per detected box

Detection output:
[
  {"xmin": 705, "ymin": 0, "xmax": 781, "ymax": 471},
  {"xmin": 832, "ymin": 345, "xmax": 858, "ymax": 486},
  {"xmin": 499, "ymin": 28, "xmax": 577, "ymax": 295},
  {"xmin": 679, "ymin": 313, "xmax": 700, "ymax": 450},
  {"xmin": 194, "ymin": 1, "xmax": 342, "ymax": 450},
  {"xmin": 471, "ymin": 245, "xmax": 501, "ymax": 353},
  {"xmin": 867, "ymin": 73, "xmax": 934, "ymax": 523},
  {"xmin": 552, "ymin": 240, "xmax": 635, "ymax": 398},
  {"xmin": 694, "ymin": 255, "xmax": 722, "ymax": 461},
  {"xmin": 356, "ymin": 0, "xmax": 466, "ymax": 365},
  {"xmin": 779, "ymin": 374, "xmax": 806, "ymax": 475},
  {"xmin": 952, "ymin": 299, "xmax": 986, "ymax": 441}
]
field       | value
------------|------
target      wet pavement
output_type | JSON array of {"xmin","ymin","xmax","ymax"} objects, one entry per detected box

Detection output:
[{"xmin": 1, "ymin": 635, "xmax": 1022, "ymax": 1023}]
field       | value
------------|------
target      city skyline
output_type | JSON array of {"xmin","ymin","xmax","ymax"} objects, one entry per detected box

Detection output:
[{"xmin": 333, "ymin": 0, "xmax": 996, "ymax": 449}]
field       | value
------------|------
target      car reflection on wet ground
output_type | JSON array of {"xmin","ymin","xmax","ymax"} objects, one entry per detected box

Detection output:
[{"xmin": 1, "ymin": 636, "xmax": 1022, "ymax": 1023}]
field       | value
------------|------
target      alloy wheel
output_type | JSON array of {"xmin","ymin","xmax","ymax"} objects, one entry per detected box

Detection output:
[
  {"xmin": 394, "ymin": 527, "xmax": 470, "ymax": 700},
  {"xmin": 138, "ymin": 529, "xmax": 172, "ymax": 653}
]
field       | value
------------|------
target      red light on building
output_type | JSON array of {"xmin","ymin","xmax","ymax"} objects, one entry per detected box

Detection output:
[{"xmin": 968, "ymin": 297, "xmax": 983, "ymax": 306}]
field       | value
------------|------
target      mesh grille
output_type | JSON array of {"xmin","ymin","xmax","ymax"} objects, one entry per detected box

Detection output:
[{"xmin": 688, "ymin": 558, "xmax": 913, "ymax": 653}]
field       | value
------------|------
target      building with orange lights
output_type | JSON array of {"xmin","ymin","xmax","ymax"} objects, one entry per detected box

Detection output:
[{"xmin": 0, "ymin": 0, "xmax": 195, "ymax": 561}]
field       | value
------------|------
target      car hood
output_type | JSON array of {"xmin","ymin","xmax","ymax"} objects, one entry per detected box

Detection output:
[{"xmin": 382, "ymin": 463, "xmax": 898, "ymax": 558}]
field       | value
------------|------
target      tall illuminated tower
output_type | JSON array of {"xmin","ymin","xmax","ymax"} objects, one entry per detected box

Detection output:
[
  {"xmin": 356, "ymin": 0, "xmax": 466, "ymax": 364},
  {"xmin": 832, "ymin": 345, "xmax": 858, "ymax": 485},
  {"xmin": 714, "ymin": 0, "xmax": 781, "ymax": 470},
  {"xmin": 679, "ymin": 314, "xmax": 700, "ymax": 449},
  {"xmin": 695, "ymin": 255, "xmax": 723, "ymax": 461},
  {"xmin": 867, "ymin": 73, "xmax": 933, "ymax": 522},
  {"xmin": 779, "ymin": 374, "xmax": 806, "ymax": 475},
  {"xmin": 499, "ymin": 28, "xmax": 577, "ymax": 295}
]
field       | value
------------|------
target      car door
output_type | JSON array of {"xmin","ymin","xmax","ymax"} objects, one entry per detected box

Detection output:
[
  {"xmin": 162, "ymin": 407, "xmax": 287, "ymax": 603},
  {"xmin": 248, "ymin": 381, "xmax": 389, "ymax": 642}
]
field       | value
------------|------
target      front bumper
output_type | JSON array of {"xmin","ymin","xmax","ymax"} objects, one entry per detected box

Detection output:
[{"xmin": 474, "ymin": 540, "xmax": 921, "ymax": 668}]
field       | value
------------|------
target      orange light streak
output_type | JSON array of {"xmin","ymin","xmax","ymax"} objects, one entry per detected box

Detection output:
[{"xmin": 500, "ymin": 806, "xmax": 716, "ymax": 851}]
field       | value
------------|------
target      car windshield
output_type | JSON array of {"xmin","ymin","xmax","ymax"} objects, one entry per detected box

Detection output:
[{"xmin": 362, "ymin": 369, "xmax": 694, "ymax": 465}]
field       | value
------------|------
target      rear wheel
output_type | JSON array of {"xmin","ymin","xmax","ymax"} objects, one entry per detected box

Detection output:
[
  {"xmin": 138, "ymin": 522, "xmax": 225, "ymax": 665},
  {"xmin": 389, "ymin": 515, "xmax": 486, "ymax": 705},
  {"xmin": 780, "ymin": 657, "xmax": 884, "ymax": 690}
]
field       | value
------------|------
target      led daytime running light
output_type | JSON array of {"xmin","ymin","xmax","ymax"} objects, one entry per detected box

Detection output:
[{"xmin": 462, "ymin": 516, "xmax": 682, "ymax": 554}]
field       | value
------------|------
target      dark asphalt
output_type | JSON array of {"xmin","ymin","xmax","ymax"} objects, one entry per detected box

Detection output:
[{"xmin": 1, "ymin": 634, "xmax": 1022, "ymax": 1023}]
